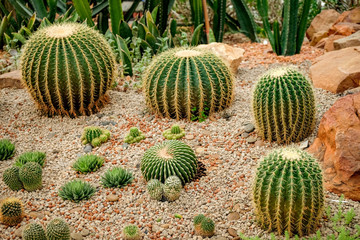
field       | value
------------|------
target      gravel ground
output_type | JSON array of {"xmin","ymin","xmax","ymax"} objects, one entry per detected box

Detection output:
[{"xmin": 1, "ymin": 62, "xmax": 359, "ymax": 240}]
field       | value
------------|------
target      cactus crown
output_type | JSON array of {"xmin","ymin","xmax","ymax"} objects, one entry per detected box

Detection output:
[
  {"xmin": 0, "ymin": 197, "xmax": 24, "ymax": 226},
  {"xmin": 163, "ymin": 124, "xmax": 185, "ymax": 140},
  {"xmin": 46, "ymin": 218, "xmax": 70, "ymax": 240},
  {"xmin": 252, "ymin": 66, "xmax": 316, "ymax": 144},
  {"xmin": 146, "ymin": 179, "xmax": 164, "ymax": 201},
  {"xmin": 15, "ymin": 151, "xmax": 46, "ymax": 168},
  {"xmin": 0, "ymin": 139, "xmax": 15, "ymax": 161},
  {"xmin": 21, "ymin": 22, "xmax": 116, "ymax": 117},
  {"xmin": 3, "ymin": 166, "xmax": 23, "ymax": 191},
  {"xmin": 252, "ymin": 147, "xmax": 324, "ymax": 237},
  {"xmin": 163, "ymin": 176, "xmax": 182, "ymax": 202},
  {"xmin": 124, "ymin": 127, "xmax": 145, "ymax": 144},
  {"xmin": 19, "ymin": 162, "xmax": 42, "ymax": 191},
  {"xmin": 81, "ymin": 126, "xmax": 110, "ymax": 147},
  {"xmin": 143, "ymin": 47, "xmax": 234, "ymax": 120},
  {"xmin": 22, "ymin": 223, "xmax": 47, "ymax": 240},
  {"xmin": 122, "ymin": 224, "xmax": 141, "ymax": 240}
]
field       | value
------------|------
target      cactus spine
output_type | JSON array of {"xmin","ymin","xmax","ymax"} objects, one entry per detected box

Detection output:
[
  {"xmin": 252, "ymin": 67, "xmax": 315, "ymax": 144},
  {"xmin": 23, "ymin": 223, "xmax": 47, "ymax": 240},
  {"xmin": 81, "ymin": 126, "xmax": 110, "ymax": 147},
  {"xmin": 0, "ymin": 139, "xmax": 15, "ymax": 160},
  {"xmin": 143, "ymin": 47, "xmax": 234, "ymax": 120},
  {"xmin": 0, "ymin": 197, "xmax": 24, "ymax": 226},
  {"xmin": 3, "ymin": 166, "xmax": 23, "ymax": 191},
  {"xmin": 21, "ymin": 22, "xmax": 116, "ymax": 117},
  {"xmin": 46, "ymin": 218, "xmax": 71, "ymax": 240},
  {"xmin": 124, "ymin": 127, "xmax": 146, "ymax": 144},
  {"xmin": 19, "ymin": 162, "xmax": 42, "ymax": 191},
  {"xmin": 163, "ymin": 176, "xmax": 182, "ymax": 202},
  {"xmin": 122, "ymin": 224, "xmax": 141, "ymax": 240},
  {"xmin": 163, "ymin": 124, "xmax": 185, "ymax": 140},
  {"xmin": 252, "ymin": 148, "xmax": 324, "ymax": 237},
  {"xmin": 146, "ymin": 179, "xmax": 164, "ymax": 201}
]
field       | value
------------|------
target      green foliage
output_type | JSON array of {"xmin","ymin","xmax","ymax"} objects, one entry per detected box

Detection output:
[
  {"xmin": 15, "ymin": 151, "xmax": 46, "ymax": 168},
  {"xmin": 81, "ymin": 127, "xmax": 111, "ymax": 147},
  {"xmin": 194, "ymin": 214, "xmax": 206, "ymax": 226},
  {"xmin": 163, "ymin": 175, "xmax": 182, "ymax": 202},
  {"xmin": 122, "ymin": 224, "xmax": 141, "ymax": 240},
  {"xmin": 46, "ymin": 218, "xmax": 71, "ymax": 240},
  {"xmin": 141, "ymin": 140, "xmax": 198, "ymax": 184},
  {"xmin": 124, "ymin": 127, "xmax": 146, "ymax": 144},
  {"xmin": 58, "ymin": 180, "xmax": 96, "ymax": 203},
  {"xmin": 72, "ymin": 154, "xmax": 104, "ymax": 174},
  {"xmin": 19, "ymin": 162, "xmax": 42, "ymax": 191},
  {"xmin": 143, "ymin": 47, "xmax": 234, "ymax": 120},
  {"xmin": 0, "ymin": 197, "xmax": 24, "ymax": 226},
  {"xmin": 0, "ymin": 139, "xmax": 15, "ymax": 160},
  {"xmin": 193, "ymin": 215, "xmax": 215, "ymax": 237},
  {"xmin": 252, "ymin": 67, "xmax": 315, "ymax": 144},
  {"xmin": 2, "ymin": 166, "xmax": 23, "ymax": 191},
  {"xmin": 146, "ymin": 179, "xmax": 164, "ymax": 201},
  {"xmin": 163, "ymin": 124, "xmax": 185, "ymax": 140},
  {"xmin": 21, "ymin": 22, "xmax": 116, "ymax": 117},
  {"xmin": 253, "ymin": 148, "xmax": 324, "ymax": 237},
  {"xmin": 23, "ymin": 223, "xmax": 47, "ymax": 240},
  {"xmin": 231, "ymin": 0, "xmax": 259, "ymax": 42},
  {"xmin": 191, "ymin": 106, "xmax": 209, "ymax": 122},
  {"xmin": 101, "ymin": 167, "xmax": 133, "ymax": 188}
]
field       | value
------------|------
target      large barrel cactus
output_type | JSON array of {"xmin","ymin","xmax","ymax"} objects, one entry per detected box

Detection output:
[
  {"xmin": 252, "ymin": 67, "xmax": 315, "ymax": 144},
  {"xmin": 0, "ymin": 197, "xmax": 24, "ymax": 226},
  {"xmin": 21, "ymin": 22, "xmax": 116, "ymax": 117},
  {"xmin": 143, "ymin": 48, "xmax": 234, "ymax": 120},
  {"xmin": 252, "ymin": 148, "xmax": 324, "ymax": 237}
]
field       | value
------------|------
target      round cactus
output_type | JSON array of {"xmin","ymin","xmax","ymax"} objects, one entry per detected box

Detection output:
[
  {"xmin": 143, "ymin": 47, "xmax": 234, "ymax": 120},
  {"xmin": 163, "ymin": 124, "xmax": 185, "ymax": 140},
  {"xmin": 46, "ymin": 218, "xmax": 70, "ymax": 240},
  {"xmin": 146, "ymin": 179, "xmax": 163, "ymax": 201},
  {"xmin": 19, "ymin": 162, "xmax": 42, "ymax": 191},
  {"xmin": 23, "ymin": 222, "xmax": 47, "ymax": 240},
  {"xmin": 199, "ymin": 218, "xmax": 215, "ymax": 237},
  {"xmin": 0, "ymin": 197, "xmax": 24, "ymax": 226},
  {"xmin": 81, "ymin": 126, "xmax": 110, "ymax": 147},
  {"xmin": 252, "ymin": 148, "xmax": 324, "ymax": 237},
  {"xmin": 141, "ymin": 140, "xmax": 198, "ymax": 183},
  {"xmin": 3, "ymin": 166, "xmax": 23, "ymax": 191},
  {"xmin": 124, "ymin": 127, "xmax": 146, "ymax": 144},
  {"xmin": 252, "ymin": 67, "xmax": 316, "ymax": 144},
  {"xmin": 122, "ymin": 224, "xmax": 141, "ymax": 240},
  {"xmin": 20, "ymin": 22, "xmax": 116, "ymax": 117},
  {"xmin": 0, "ymin": 139, "xmax": 15, "ymax": 161},
  {"xmin": 163, "ymin": 176, "xmax": 182, "ymax": 202}
]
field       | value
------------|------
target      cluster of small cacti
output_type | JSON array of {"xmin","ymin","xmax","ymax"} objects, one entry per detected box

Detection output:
[
  {"xmin": 0, "ymin": 197, "xmax": 24, "ymax": 226},
  {"xmin": 58, "ymin": 180, "xmax": 96, "ymax": 203},
  {"xmin": 0, "ymin": 139, "xmax": 15, "ymax": 161},
  {"xmin": 146, "ymin": 176, "xmax": 182, "ymax": 202},
  {"xmin": 15, "ymin": 151, "xmax": 46, "ymax": 167},
  {"xmin": 3, "ymin": 162, "xmax": 42, "ymax": 192},
  {"xmin": 162, "ymin": 125, "xmax": 185, "ymax": 140},
  {"xmin": 81, "ymin": 126, "xmax": 110, "ymax": 147},
  {"xmin": 22, "ymin": 218, "xmax": 70, "ymax": 240},
  {"xmin": 124, "ymin": 127, "xmax": 146, "ymax": 144},
  {"xmin": 122, "ymin": 224, "xmax": 141, "ymax": 240},
  {"xmin": 193, "ymin": 214, "xmax": 215, "ymax": 237},
  {"xmin": 101, "ymin": 167, "xmax": 133, "ymax": 188}
]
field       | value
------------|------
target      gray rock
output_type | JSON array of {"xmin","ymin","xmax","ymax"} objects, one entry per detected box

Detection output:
[
  {"xmin": 185, "ymin": 134, "xmax": 195, "ymax": 140},
  {"xmin": 122, "ymin": 143, "xmax": 129, "ymax": 149},
  {"xmin": 84, "ymin": 144, "xmax": 92, "ymax": 153},
  {"xmin": 241, "ymin": 132, "xmax": 249, "ymax": 138},
  {"xmin": 255, "ymin": 140, "xmax": 265, "ymax": 147},
  {"xmin": 228, "ymin": 227, "xmax": 238, "ymax": 237},
  {"xmin": 80, "ymin": 229, "xmax": 90, "ymax": 237},
  {"xmin": 244, "ymin": 123, "xmax": 255, "ymax": 133},
  {"xmin": 246, "ymin": 136, "xmax": 257, "ymax": 144},
  {"xmin": 100, "ymin": 121, "xmax": 116, "ymax": 126},
  {"xmin": 299, "ymin": 140, "xmax": 309, "ymax": 150},
  {"xmin": 71, "ymin": 232, "xmax": 84, "ymax": 240},
  {"xmin": 227, "ymin": 212, "xmax": 240, "ymax": 221}
]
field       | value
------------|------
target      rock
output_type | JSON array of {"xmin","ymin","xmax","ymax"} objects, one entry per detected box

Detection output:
[
  {"xmin": 334, "ymin": 31, "xmax": 360, "ymax": 50},
  {"xmin": 122, "ymin": 143, "xmax": 129, "ymax": 149},
  {"xmin": 80, "ymin": 229, "xmax": 90, "ymax": 236},
  {"xmin": 241, "ymin": 132, "xmax": 249, "ymax": 138},
  {"xmin": 329, "ymin": 22, "xmax": 360, "ymax": 36},
  {"xmin": 71, "ymin": 232, "xmax": 84, "ymax": 240},
  {"xmin": 243, "ymin": 123, "xmax": 255, "ymax": 133},
  {"xmin": 246, "ymin": 136, "xmax": 257, "ymax": 144},
  {"xmin": 0, "ymin": 70, "xmax": 23, "ymax": 89},
  {"xmin": 315, "ymin": 37, "xmax": 328, "ymax": 49},
  {"xmin": 15, "ymin": 226, "xmax": 24, "ymax": 237},
  {"xmin": 310, "ymin": 31, "xmax": 328, "ymax": 46},
  {"xmin": 83, "ymin": 144, "xmax": 92, "ymax": 153},
  {"xmin": 228, "ymin": 227, "xmax": 238, "ymax": 237},
  {"xmin": 227, "ymin": 212, "xmax": 240, "ymax": 221},
  {"xmin": 324, "ymin": 35, "xmax": 346, "ymax": 51},
  {"xmin": 196, "ymin": 147, "xmax": 205, "ymax": 154},
  {"xmin": 197, "ymin": 42, "xmax": 245, "ymax": 74},
  {"xmin": 299, "ymin": 140, "xmax": 309, "ymax": 150},
  {"xmin": 106, "ymin": 194, "xmax": 119, "ymax": 202},
  {"xmin": 254, "ymin": 140, "xmax": 265, "ymax": 147},
  {"xmin": 308, "ymin": 92, "xmax": 360, "ymax": 201},
  {"xmin": 344, "ymin": 7, "xmax": 360, "ymax": 24},
  {"xmin": 310, "ymin": 46, "xmax": 360, "ymax": 93},
  {"xmin": 307, "ymin": 9, "xmax": 340, "ymax": 40},
  {"xmin": 28, "ymin": 211, "xmax": 44, "ymax": 219},
  {"xmin": 213, "ymin": 237, "xmax": 227, "ymax": 240},
  {"xmin": 161, "ymin": 224, "xmax": 170, "ymax": 229},
  {"xmin": 185, "ymin": 134, "xmax": 195, "ymax": 140}
]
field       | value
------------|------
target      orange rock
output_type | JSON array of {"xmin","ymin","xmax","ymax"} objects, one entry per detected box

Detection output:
[
  {"xmin": 329, "ymin": 22, "xmax": 360, "ymax": 36},
  {"xmin": 324, "ymin": 35, "xmax": 346, "ymax": 51},
  {"xmin": 307, "ymin": 9, "xmax": 340, "ymax": 40}
]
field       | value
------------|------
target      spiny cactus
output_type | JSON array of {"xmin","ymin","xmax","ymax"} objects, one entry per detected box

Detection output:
[
  {"xmin": 3, "ymin": 166, "xmax": 23, "ymax": 191},
  {"xmin": 124, "ymin": 127, "xmax": 145, "ymax": 144},
  {"xmin": 122, "ymin": 224, "xmax": 141, "ymax": 240},
  {"xmin": 15, "ymin": 151, "xmax": 46, "ymax": 167},
  {"xmin": 19, "ymin": 162, "xmax": 42, "ymax": 191},
  {"xmin": 141, "ymin": 140, "xmax": 198, "ymax": 184},
  {"xmin": 163, "ymin": 176, "xmax": 182, "ymax": 202},
  {"xmin": 23, "ymin": 222, "xmax": 47, "ymax": 240},
  {"xmin": 146, "ymin": 179, "xmax": 164, "ymax": 201},
  {"xmin": 20, "ymin": 22, "xmax": 116, "ymax": 117},
  {"xmin": 252, "ymin": 67, "xmax": 316, "ymax": 144},
  {"xmin": 252, "ymin": 148, "xmax": 324, "ymax": 237},
  {"xmin": 193, "ymin": 215, "xmax": 215, "ymax": 237},
  {"xmin": 0, "ymin": 139, "xmax": 15, "ymax": 160},
  {"xmin": 46, "ymin": 218, "xmax": 70, "ymax": 240},
  {"xmin": 81, "ymin": 126, "xmax": 110, "ymax": 147},
  {"xmin": 0, "ymin": 197, "xmax": 24, "ymax": 226},
  {"xmin": 163, "ymin": 125, "xmax": 185, "ymax": 140},
  {"xmin": 143, "ymin": 47, "xmax": 234, "ymax": 120}
]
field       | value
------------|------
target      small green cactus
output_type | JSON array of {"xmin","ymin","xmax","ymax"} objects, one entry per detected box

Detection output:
[
  {"xmin": 122, "ymin": 224, "xmax": 141, "ymax": 240},
  {"xmin": 15, "ymin": 151, "xmax": 46, "ymax": 168},
  {"xmin": 162, "ymin": 125, "xmax": 185, "ymax": 140},
  {"xmin": 2, "ymin": 166, "xmax": 23, "ymax": 191},
  {"xmin": 146, "ymin": 179, "xmax": 163, "ymax": 201},
  {"xmin": 124, "ymin": 127, "xmax": 146, "ymax": 144},
  {"xmin": 58, "ymin": 180, "xmax": 96, "ymax": 203},
  {"xmin": 23, "ymin": 222, "xmax": 47, "ymax": 240},
  {"xmin": 81, "ymin": 126, "xmax": 110, "ymax": 147},
  {"xmin": 0, "ymin": 197, "xmax": 24, "ymax": 226},
  {"xmin": 163, "ymin": 176, "xmax": 182, "ymax": 202},
  {"xmin": 193, "ymin": 215, "xmax": 215, "ymax": 237},
  {"xmin": 46, "ymin": 218, "xmax": 71, "ymax": 240},
  {"xmin": 252, "ymin": 148, "xmax": 324, "ymax": 237},
  {"xmin": 72, "ymin": 154, "xmax": 104, "ymax": 174},
  {"xmin": 19, "ymin": 162, "xmax": 42, "ymax": 191},
  {"xmin": 0, "ymin": 139, "xmax": 15, "ymax": 161},
  {"xmin": 252, "ymin": 67, "xmax": 316, "ymax": 144},
  {"xmin": 100, "ymin": 167, "xmax": 133, "ymax": 188}
]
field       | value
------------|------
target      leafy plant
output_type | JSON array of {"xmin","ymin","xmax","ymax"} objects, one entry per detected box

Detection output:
[
  {"xmin": 58, "ymin": 180, "xmax": 96, "ymax": 203},
  {"xmin": 0, "ymin": 139, "xmax": 15, "ymax": 161},
  {"xmin": 72, "ymin": 154, "xmax": 104, "ymax": 174},
  {"xmin": 15, "ymin": 151, "xmax": 46, "ymax": 168},
  {"xmin": 101, "ymin": 167, "xmax": 133, "ymax": 188}
]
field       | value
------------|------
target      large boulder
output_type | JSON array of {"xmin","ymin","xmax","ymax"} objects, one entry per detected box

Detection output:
[
  {"xmin": 307, "ymin": 9, "xmax": 340, "ymax": 40},
  {"xmin": 308, "ymin": 92, "xmax": 360, "ymax": 201},
  {"xmin": 324, "ymin": 35, "xmax": 346, "ymax": 51},
  {"xmin": 333, "ymin": 30, "xmax": 360, "ymax": 50},
  {"xmin": 329, "ymin": 22, "xmax": 360, "ymax": 36},
  {"xmin": 0, "ymin": 70, "xmax": 22, "ymax": 89},
  {"xmin": 310, "ymin": 46, "xmax": 360, "ymax": 93}
]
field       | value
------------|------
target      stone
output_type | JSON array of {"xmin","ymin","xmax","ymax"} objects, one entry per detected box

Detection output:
[
  {"xmin": 308, "ymin": 92, "xmax": 360, "ymax": 201},
  {"xmin": 71, "ymin": 232, "xmax": 84, "ymax": 240},
  {"xmin": 106, "ymin": 194, "xmax": 119, "ymax": 202},
  {"xmin": 243, "ymin": 123, "xmax": 255, "ymax": 133},
  {"xmin": 254, "ymin": 140, "xmax": 265, "ymax": 147},
  {"xmin": 80, "ymin": 229, "xmax": 90, "ymax": 236},
  {"xmin": 241, "ymin": 132, "xmax": 249, "ymax": 138},
  {"xmin": 306, "ymin": 9, "xmax": 340, "ymax": 40},
  {"xmin": 197, "ymin": 42, "xmax": 245, "ymax": 73},
  {"xmin": 334, "ymin": 31, "xmax": 360, "ymax": 50},
  {"xmin": 196, "ymin": 147, "xmax": 205, "ymax": 154},
  {"xmin": 28, "ymin": 211, "xmax": 44, "ymax": 219},
  {"xmin": 246, "ymin": 136, "xmax": 257, "ymax": 144},
  {"xmin": 0, "ymin": 70, "xmax": 23, "ymax": 89},
  {"xmin": 329, "ymin": 22, "xmax": 360, "ymax": 36},
  {"xmin": 185, "ymin": 134, "xmax": 195, "ymax": 140},
  {"xmin": 324, "ymin": 35, "xmax": 346, "ymax": 51},
  {"xmin": 228, "ymin": 227, "xmax": 238, "ymax": 237},
  {"xmin": 315, "ymin": 37, "xmax": 327, "ymax": 49},
  {"xmin": 344, "ymin": 7, "xmax": 360, "ymax": 24},
  {"xmin": 15, "ymin": 226, "xmax": 24, "ymax": 237},
  {"xmin": 299, "ymin": 140, "xmax": 309, "ymax": 150},
  {"xmin": 213, "ymin": 237, "xmax": 227, "ymax": 240},
  {"xmin": 310, "ymin": 31, "xmax": 328, "ymax": 46},
  {"xmin": 310, "ymin": 46, "xmax": 360, "ymax": 93},
  {"xmin": 161, "ymin": 224, "xmax": 170, "ymax": 229},
  {"xmin": 227, "ymin": 212, "xmax": 240, "ymax": 221},
  {"xmin": 83, "ymin": 144, "xmax": 92, "ymax": 153}
]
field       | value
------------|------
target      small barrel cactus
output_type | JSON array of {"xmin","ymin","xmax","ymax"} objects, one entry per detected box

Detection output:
[
  {"xmin": 193, "ymin": 215, "xmax": 215, "ymax": 237},
  {"xmin": 122, "ymin": 224, "xmax": 141, "ymax": 240},
  {"xmin": 124, "ymin": 127, "xmax": 146, "ymax": 144},
  {"xmin": 252, "ymin": 67, "xmax": 316, "ymax": 144},
  {"xmin": 0, "ymin": 197, "xmax": 24, "ymax": 226},
  {"xmin": 0, "ymin": 139, "xmax": 15, "ymax": 161},
  {"xmin": 146, "ymin": 179, "xmax": 164, "ymax": 201},
  {"xmin": 163, "ymin": 176, "xmax": 182, "ymax": 202},
  {"xmin": 3, "ymin": 166, "xmax": 23, "ymax": 191},
  {"xmin": 23, "ymin": 222, "xmax": 47, "ymax": 240},
  {"xmin": 21, "ymin": 22, "xmax": 116, "ymax": 117},
  {"xmin": 81, "ymin": 126, "xmax": 110, "ymax": 147},
  {"xmin": 15, "ymin": 151, "xmax": 46, "ymax": 167},
  {"xmin": 163, "ymin": 125, "xmax": 185, "ymax": 140},
  {"xmin": 141, "ymin": 140, "xmax": 198, "ymax": 183},
  {"xmin": 19, "ymin": 162, "xmax": 42, "ymax": 191},
  {"xmin": 252, "ymin": 148, "xmax": 324, "ymax": 237},
  {"xmin": 193, "ymin": 214, "xmax": 206, "ymax": 233},
  {"xmin": 46, "ymin": 218, "xmax": 71, "ymax": 240},
  {"xmin": 143, "ymin": 47, "xmax": 234, "ymax": 120}
]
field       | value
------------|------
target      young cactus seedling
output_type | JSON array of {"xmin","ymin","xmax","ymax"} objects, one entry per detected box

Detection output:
[
  {"xmin": 122, "ymin": 224, "xmax": 141, "ymax": 240},
  {"xmin": 162, "ymin": 124, "xmax": 185, "ymax": 140},
  {"xmin": 124, "ymin": 127, "xmax": 145, "ymax": 144},
  {"xmin": 81, "ymin": 126, "xmax": 110, "ymax": 147}
]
